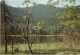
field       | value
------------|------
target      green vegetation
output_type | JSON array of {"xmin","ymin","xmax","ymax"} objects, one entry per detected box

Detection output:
[{"xmin": 1, "ymin": 42, "xmax": 80, "ymax": 54}]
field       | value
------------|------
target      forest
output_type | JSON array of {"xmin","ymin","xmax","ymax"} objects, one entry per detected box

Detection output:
[{"xmin": 0, "ymin": 0, "xmax": 80, "ymax": 55}]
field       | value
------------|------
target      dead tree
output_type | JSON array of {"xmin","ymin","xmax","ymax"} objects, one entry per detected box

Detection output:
[
  {"xmin": 20, "ymin": 21, "xmax": 33, "ymax": 54},
  {"xmin": 1, "ymin": 1, "xmax": 8, "ymax": 53},
  {"xmin": 12, "ymin": 15, "xmax": 33, "ymax": 54},
  {"xmin": 1, "ymin": 1, "xmax": 16, "ymax": 53}
]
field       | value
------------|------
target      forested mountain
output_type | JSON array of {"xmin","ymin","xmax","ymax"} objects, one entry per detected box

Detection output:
[{"xmin": 8, "ymin": 4, "xmax": 63, "ymax": 26}]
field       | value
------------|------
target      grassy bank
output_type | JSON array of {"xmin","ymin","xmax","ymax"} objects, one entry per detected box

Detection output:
[{"xmin": 1, "ymin": 42, "xmax": 80, "ymax": 54}]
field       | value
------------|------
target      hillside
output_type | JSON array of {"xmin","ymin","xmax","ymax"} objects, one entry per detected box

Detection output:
[{"xmin": 8, "ymin": 4, "xmax": 63, "ymax": 26}]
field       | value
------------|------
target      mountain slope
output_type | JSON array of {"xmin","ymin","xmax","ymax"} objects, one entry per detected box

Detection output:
[{"xmin": 8, "ymin": 4, "xmax": 63, "ymax": 26}]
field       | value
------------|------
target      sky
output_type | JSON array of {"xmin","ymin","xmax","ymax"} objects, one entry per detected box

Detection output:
[
  {"xmin": 5, "ymin": 0, "xmax": 49, "ymax": 7},
  {"xmin": 0, "ymin": 0, "xmax": 80, "ymax": 7}
]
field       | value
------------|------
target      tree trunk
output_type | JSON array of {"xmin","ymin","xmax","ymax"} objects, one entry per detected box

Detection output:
[
  {"xmin": 3, "ymin": 1, "xmax": 8, "ymax": 53},
  {"xmin": 11, "ymin": 35, "xmax": 14, "ymax": 54},
  {"xmin": 26, "ymin": 20, "xmax": 33, "ymax": 54},
  {"xmin": 4, "ymin": 27, "xmax": 8, "ymax": 53}
]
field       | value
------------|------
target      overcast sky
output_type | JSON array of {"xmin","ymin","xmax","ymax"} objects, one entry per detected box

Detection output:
[
  {"xmin": 5, "ymin": 0, "xmax": 49, "ymax": 7},
  {"xmin": 1, "ymin": 0, "xmax": 80, "ymax": 7}
]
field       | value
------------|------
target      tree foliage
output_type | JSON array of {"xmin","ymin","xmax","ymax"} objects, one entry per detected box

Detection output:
[
  {"xmin": 57, "ymin": 6, "xmax": 80, "ymax": 31},
  {"xmin": 47, "ymin": 0, "xmax": 76, "ymax": 6},
  {"xmin": 57, "ymin": 6, "xmax": 80, "ymax": 42}
]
